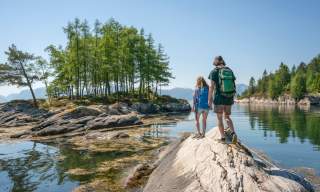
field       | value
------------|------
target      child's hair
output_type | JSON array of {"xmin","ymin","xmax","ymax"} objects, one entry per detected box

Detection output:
[{"xmin": 196, "ymin": 76, "xmax": 209, "ymax": 88}]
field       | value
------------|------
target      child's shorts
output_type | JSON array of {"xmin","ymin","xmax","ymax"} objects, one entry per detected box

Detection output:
[{"xmin": 197, "ymin": 108, "xmax": 209, "ymax": 114}]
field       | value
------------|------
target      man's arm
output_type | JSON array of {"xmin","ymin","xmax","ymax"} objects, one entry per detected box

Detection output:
[{"xmin": 208, "ymin": 80, "xmax": 215, "ymax": 109}]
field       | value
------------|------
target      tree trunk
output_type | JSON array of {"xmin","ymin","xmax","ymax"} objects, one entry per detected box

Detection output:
[{"xmin": 19, "ymin": 62, "xmax": 37, "ymax": 107}]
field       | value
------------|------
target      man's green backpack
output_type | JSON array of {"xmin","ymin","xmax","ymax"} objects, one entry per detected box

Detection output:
[{"xmin": 218, "ymin": 67, "xmax": 236, "ymax": 98}]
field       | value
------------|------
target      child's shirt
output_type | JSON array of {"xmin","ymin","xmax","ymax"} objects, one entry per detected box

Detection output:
[{"xmin": 193, "ymin": 87, "xmax": 209, "ymax": 109}]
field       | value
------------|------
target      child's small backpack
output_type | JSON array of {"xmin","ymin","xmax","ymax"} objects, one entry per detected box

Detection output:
[{"xmin": 218, "ymin": 67, "xmax": 236, "ymax": 98}]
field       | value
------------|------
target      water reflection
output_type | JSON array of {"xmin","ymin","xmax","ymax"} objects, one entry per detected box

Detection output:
[
  {"xmin": 0, "ymin": 126, "xmax": 173, "ymax": 192},
  {"xmin": 241, "ymin": 104, "xmax": 320, "ymax": 150},
  {"xmin": 0, "ymin": 142, "xmax": 77, "ymax": 192}
]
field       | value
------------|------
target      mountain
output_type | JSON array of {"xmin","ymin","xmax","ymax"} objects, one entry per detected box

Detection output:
[
  {"xmin": 0, "ymin": 84, "xmax": 248, "ymax": 103},
  {"xmin": 0, "ymin": 87, "xmax": 47, "ymax": 102},
  {"xmin": 0, "ymin": 95, "xmax": 7, "ymax": 103},
  {"xmin": 160, "ymin": 84, "xmax": 248, "ymax": 100},
  {"xmin": 160, "ymin": 88, "xmax": 194, "ymax": 100}
]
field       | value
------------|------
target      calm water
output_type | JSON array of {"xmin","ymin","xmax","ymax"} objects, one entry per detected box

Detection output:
[{"xmin": 1, "ymin": 104, "xmax": 320, "ymax": 191}]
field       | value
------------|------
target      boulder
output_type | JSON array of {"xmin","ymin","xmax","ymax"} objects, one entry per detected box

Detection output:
[
  {"xmin": 160, "ymin": 101, "xmax": 191, "ymax": 112},
  {"xmin": 62, "ymin": 106, "xmax": 102, "ymax": 120},
  {"xmin": 34, "ymin": 124, "xmax": 84, "ymax": 136},
  {"xmin": 298, "ymin": 95, "xmax": 320, "ymax": 106},
  {"xmin": 125, "ymin": 163, "xmax": 154, "ymax": 188},
  {"xmin": 144, "ymin": 128, "xmax": 314, "ymax": 192},
  {"xmin": 109, "ymin": 102, "xmax": 131, "ymax": 114},
  {"xmin": 132, "ymin": 103, "xmax": 160, "ymax": 114},
  {"xmin": 0, "ymin": 100, "xmax": 50, "ymax": 127},
  {"xmin": 86, "ymin": 113, "xmax": 142, "ymax": 130},
  {"xmin": 110, "ymin": 132, "xmax": 130, "ymax": 139}
]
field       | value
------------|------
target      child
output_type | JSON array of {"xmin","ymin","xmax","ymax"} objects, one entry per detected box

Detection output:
[{"xmin": 192, "ymin": 76, "xmax": 210, "ymax": 138}]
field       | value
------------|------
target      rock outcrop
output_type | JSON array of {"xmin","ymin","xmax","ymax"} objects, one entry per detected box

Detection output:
[
  {"xmin": 29, "ymin": 104, "xmax": 142, "ymax": 136},
  {"xmin": 144, "ymin": 128, "xmax": 314, "ymax": 192},
  {"xmin": 0, "ymin": 100, "xmax": 51, "ymax": 127},
  {"xmin": 236, "ymin": 94, "xmax": 320, "ymax": 106},
  {"xmin": 298, "ymin": 95, "xmax": 320, "ymax": 106},
  {"xmin": 1, "ymin": 99, "xmax": 191, "ymax": 138},
  {"xmin": 132, "ymin": 99, "xmax": 191, "ymax": 114}
]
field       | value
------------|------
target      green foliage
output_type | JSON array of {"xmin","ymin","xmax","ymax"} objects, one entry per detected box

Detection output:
[
  {"xmin": 0, "ymin": 44, "xmax": 44, "ymax": 106},
  {"xmin": 267, "ymin": 74, "xmax": 278, "ymax": 99},
  {"xmin": 248, "ymin": 77, "xmax": 256, "ymax": 96},
  {"xmin": 290, "ymin": 71, "xmax": 306, "ymax": 100},
  {"xmin": 242, "ymin": 56, "xmax": 320, "ymax": 100},
  {"xmin": 306, "ymin": 55, "xmax": 320, "ymax": 93},
  {"xmin": 46, "ymin": 18, "xmax": 173, "ymax": 100}
]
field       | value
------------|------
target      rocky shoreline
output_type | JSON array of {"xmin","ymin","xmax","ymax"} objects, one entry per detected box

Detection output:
[
  {"xmin": 0, "ymin": 98, "xmax": 191, "ymax": 140},
  {"xmin": 0, "ymin": 98, "xmax": 191, "ymax": 191},
  {"xmin": 235, "ymin": 94, "xmax": 320, "ymax": 106}
]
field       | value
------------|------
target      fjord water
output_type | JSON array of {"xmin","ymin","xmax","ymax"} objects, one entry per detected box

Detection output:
[{"xmin": 1, "ymin": 104, "xmax": 320, "ymax": 192}]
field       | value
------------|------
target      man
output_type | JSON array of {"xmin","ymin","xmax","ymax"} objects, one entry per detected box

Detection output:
[{"xmin": 208, "ymin": 56, "xmax": 237, "ymax": 143}]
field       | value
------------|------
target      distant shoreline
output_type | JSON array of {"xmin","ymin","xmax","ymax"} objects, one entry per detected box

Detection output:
[{"xmin": 235, "ymin": 94, "xmax": 320, "ymax": 106}]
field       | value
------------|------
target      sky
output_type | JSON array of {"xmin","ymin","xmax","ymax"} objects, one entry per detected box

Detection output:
[{"xmin": 1, "ymin": 0, "xmax": 320, "ymax": 96}]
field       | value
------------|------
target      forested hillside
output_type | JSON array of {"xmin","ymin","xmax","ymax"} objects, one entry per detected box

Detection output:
[{"xmin": 242, "ymin": 54, "xmax": 320, "ymax": 100}]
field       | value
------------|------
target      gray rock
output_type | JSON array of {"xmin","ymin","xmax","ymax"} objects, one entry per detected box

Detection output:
[
  {"xmin": 62, "ymin": 106, "xmax": 101, "ymax": 120},
  {"xmin": 34, "ymin": 124, "xmax": 84, "ymax": 136},
  {"xmin": 144, "ymin": 128, "xmax": 314, "ymax": 192},
  {"xmin": 132, "ymin": 103, "xmax": 160, "ymax": 114},
  {"xmin": 110, "ymin": 132, "xmax": 130, "ymax": 139},
  {"xmin": 125, "ymin": 163, "xmax": 154, "ymax": 189},
  {"xmin": 160, "ymin": 101, "xmax": 191, "ymax": 112},
  {"xmin": 0, "ymin": 100, "xmax": 50, "ymax": 127},
  {"xmin": 86, "ymin": 113, "xmax": 141, "ymax": 130},
  {"xmin": 10, "ymin": 130, "xmax": 32, "ymax": 138},
  {"xmin": 298, "ymin": 95, "xmax": 320, "ymax": 106},
  {"xmin": 109, "ymin": 102, "xmax": 131, "ymax": 114}
]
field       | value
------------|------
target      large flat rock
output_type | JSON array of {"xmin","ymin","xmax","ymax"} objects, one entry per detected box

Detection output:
[{"xmin": 144, "ymin": 128, "xmax": 314, "ymax": 192}]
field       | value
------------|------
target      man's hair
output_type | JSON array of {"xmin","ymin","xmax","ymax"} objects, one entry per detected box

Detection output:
[{"xmin": 213, "ymin": 56, "xmax": 226, "ymax": 66}]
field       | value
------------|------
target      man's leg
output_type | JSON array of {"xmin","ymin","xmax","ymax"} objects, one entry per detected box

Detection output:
[
  {"xmin": 217, "ymin": 112, "xmax": 225, "ymax": 139},
  {"xmin": 224, "ymin": 114, "xmax": 235, "ymax": 133},
  {"xmin": 224, "ymin": 105, "xmax": 237, "ymax": 143}
]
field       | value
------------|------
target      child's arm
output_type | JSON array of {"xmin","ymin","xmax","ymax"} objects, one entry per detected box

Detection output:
[{"xmin": 192, "ymin": 91, "xmax": 196, "ymax": 112}]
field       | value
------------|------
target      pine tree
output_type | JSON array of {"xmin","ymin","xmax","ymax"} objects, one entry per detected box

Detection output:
[
  {"xmin": 248, "ymin": 77, "xmax": 256, "ymax": 96},
  {"xmin": 0, "ymin": 45, "xmax": 39, "ymax": 106},
  {"xmin": 291, "ymin": 71, "xmax": 306, "ymax": 100},
  {"xmin": 43, "ymin": 18, "xmax": 173, "ymax": 100}
]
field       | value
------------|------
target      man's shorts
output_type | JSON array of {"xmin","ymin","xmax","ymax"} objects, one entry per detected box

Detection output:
[{"xmin": 214, "ymin": 105, "xmax": 232, "ymax": 115}]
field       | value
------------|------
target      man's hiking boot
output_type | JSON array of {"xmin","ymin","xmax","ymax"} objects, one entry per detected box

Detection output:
[{"xmin": 231, "ymin": 132, "xmax": 238, "ymax": 144}]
